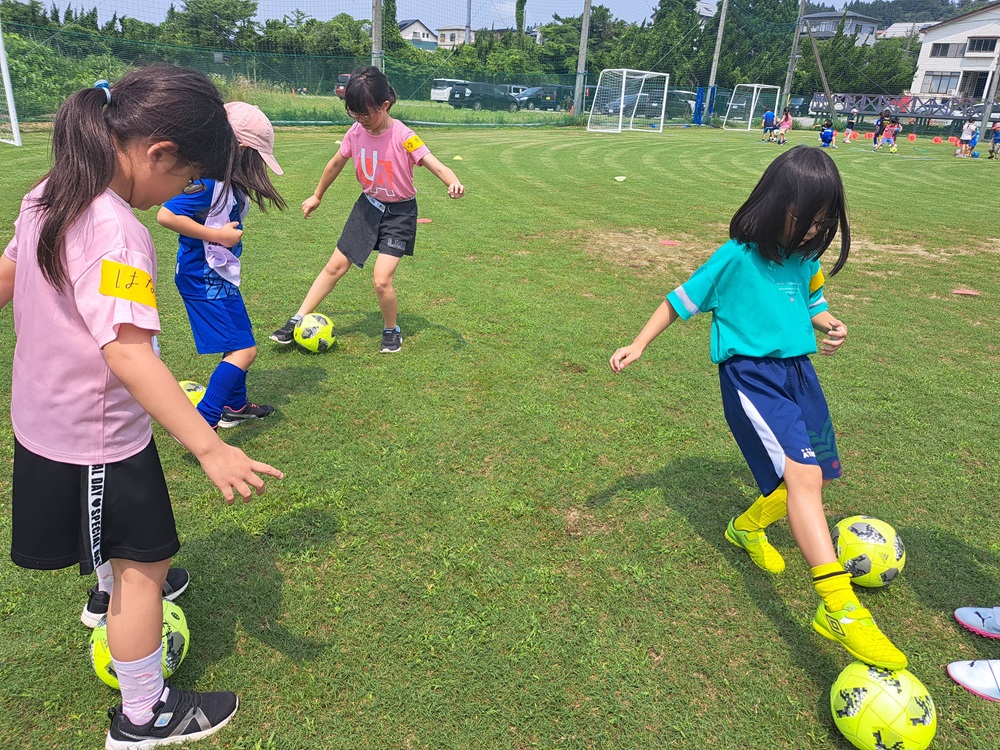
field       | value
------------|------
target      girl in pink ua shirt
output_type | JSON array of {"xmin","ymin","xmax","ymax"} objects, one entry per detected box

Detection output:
[
  {"xmin": 0, "ymin": 66, "xmax": 282, "ymax": 749},
  {"xmin": 270, "ymin": 65, "xmax": 464, "ymax": 354}
]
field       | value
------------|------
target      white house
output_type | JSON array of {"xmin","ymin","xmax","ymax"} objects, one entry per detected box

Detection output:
[
  {"xmin": 802, "ymin": 11, "xmax": 880, "ymax": 46},
  {"xmin": 911, "ymin": 2, "xmax": 1000, "ymax": 100},
  {"xmin": 398, "ymin": 19, "xmax": 437, "ymax": 49},
  {"xmin": 878, "ymin": 21, "xmax": 935, "ymax": 39},
  {"xmin": 437, "ymin": 25, "xmax": 475, "ymax": 50}
]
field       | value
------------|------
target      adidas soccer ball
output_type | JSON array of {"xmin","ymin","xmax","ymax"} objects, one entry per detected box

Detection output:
[
  {"xmin": 90, "ymin": 600, "xmax": 190, "ymax": 689},
  {"xmin": 179, "ymin": 380, "xmax": 206, "ymax": 407},
  {"xmin": 831, "ymin": 661, "xmax": 936, "ymax": 750},
  {"xmin": 889, "ymin": 145, "xmax": 898, "ymax": 153},
  {"xmin": 293, "ymin": 313, "xmax": 336, "ymax": 353},
  {"xmin": 832, "ymin": 516, "xmax": 906, "ymax": 588}
]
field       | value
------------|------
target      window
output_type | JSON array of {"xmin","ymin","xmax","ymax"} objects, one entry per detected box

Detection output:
[
  {"xmin": 450, "ymin": 33, "xmax": 456, "ymax": 42},
  {"xmin": 930, "ymin": 43, "xmax": 950, "ymax": 57},
  {"xmin": 411, "ymin": 32, "xmax": 419, "ymax": 38},
  {"xmin": 439, "ymin": 34, "xmax": 445, "ymax": 41},
  {"xmin": 921, "ymin": 72, "xmax": 961, "ymax": 94},
  {"xmin": 967, "ymin": 37, "xmax": 997, "ymax": 53}
]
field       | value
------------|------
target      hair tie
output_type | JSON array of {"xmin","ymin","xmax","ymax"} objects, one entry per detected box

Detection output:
[{"xmin": 94, "ymin": 80, "xmax": 111, "ymax": 105}]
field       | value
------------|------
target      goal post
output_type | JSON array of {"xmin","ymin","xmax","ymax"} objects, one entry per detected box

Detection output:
[
  {"xmin": 723, "ymin": 84, "xmax": 781, "ymax": 132},
  {"xmin": 0, "ymin": 19, "xmax": 22, "ymax": 147},
  {"xmin": 587, "ymin": 69, "xmax": 669, "ymax": 134}
]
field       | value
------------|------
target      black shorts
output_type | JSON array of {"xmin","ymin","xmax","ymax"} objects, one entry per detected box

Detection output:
[
  {"xmin": 11, "ymin": 438, "xmax": 179, "ymax": 575},
  {"xmin": 337, "ymin": 194, "xmax": 417, "ymax": 268}
]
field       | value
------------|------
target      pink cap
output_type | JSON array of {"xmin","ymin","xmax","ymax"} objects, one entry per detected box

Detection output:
[{"xmin": 225, "ymin": 101, "xmax": 283, "ymax": 175}]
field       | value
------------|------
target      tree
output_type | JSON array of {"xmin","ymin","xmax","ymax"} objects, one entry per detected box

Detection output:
[{"xmin": 159, "ymin": 0, "xmax": 259, "ymax": 49}]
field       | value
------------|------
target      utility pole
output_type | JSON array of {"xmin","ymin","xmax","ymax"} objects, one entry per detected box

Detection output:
[
  {"xmin": 782, "ymin": 0, "xmax": 807, "ymax": 111},
  {"xmin": 806, "ymin": 21, "xmax": 835, "ymax": 123},
  {"xmin": 706, "ymin": 0, "xmax": 729, "ymax": 121},
  {"xmin": 979, "ymin": 45, "xmax": 1000, "ymax": 136},
  {"xmin": 466, "ymin": 0, "xmax": 472, "ymax": 48},
  {"xmin": 371, "ymin": 0, "xmax": 383, "ymax": 71},
  {"xmin": 573, "ymin": 0, "xmax": 592, "ymax": 117}
]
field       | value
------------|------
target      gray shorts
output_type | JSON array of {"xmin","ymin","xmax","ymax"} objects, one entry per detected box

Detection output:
[{"xmin": 338, "ymin": 194, "xmax": 417, "ymax": 268}]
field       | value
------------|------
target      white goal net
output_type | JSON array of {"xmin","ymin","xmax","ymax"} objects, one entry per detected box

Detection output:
[
  {"xmin": 0, "ymin": 20, "xmax": 21, "ymax": 147},
  {"xmin": 723, "ymin": 84, "xmax": 781, "ymax": 132},
  {"xmin": 587, "ymin": 69, "xmax": 669, "ymax": 134}
]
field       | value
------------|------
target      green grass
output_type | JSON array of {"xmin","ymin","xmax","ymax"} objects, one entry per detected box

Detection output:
[{"xmin": 0, "ymin": 126, "xmax": 998, "ymax": 749}]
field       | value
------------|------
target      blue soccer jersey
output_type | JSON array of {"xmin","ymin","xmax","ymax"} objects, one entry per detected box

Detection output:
[
  {"xmin": 667, "ymin": 240, "xmax": 828, "ymax": 364},
  {"xmin": 164, "ymin": 179, "xmax": 245, "ymax": 300}
]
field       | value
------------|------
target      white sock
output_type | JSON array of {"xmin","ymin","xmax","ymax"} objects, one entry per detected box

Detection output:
[
  {"xmin": 96, "ymin": 562, "xmax": 114, "ymax": 595},
  {"xmin": 114, "ymin": 647, "xmax": 165, "ymax": 726}
]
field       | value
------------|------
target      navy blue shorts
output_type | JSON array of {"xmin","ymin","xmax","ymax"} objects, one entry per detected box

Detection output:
[
  {"xmin": 338, "ymin": 194, "xmax": 417, "ymax": 268},
  {"xmin": 718, "ymin": 355, "xmax": 842, "ymax": 496},
  {"xmin": 182, "ymin": 295, "xmax": 256, "ymax": 355}
]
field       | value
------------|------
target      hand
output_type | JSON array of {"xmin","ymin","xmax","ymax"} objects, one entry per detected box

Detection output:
[
  {"xmin": 215, "ymin": 222, "xmax": 243, "ymax": 248},
  {"xmin": 302, "ymin": 195, "xmax": 322, "ymax": 218},
  {"xmin": 609, "ymin": 344, "xmax": 644, "ymax": 373},
  {"xmin": 447, "ymin": 181, "xmax": 465, "ymax": 199},
  {"xmin": 819, "ymin": 317, "xmax": 847, "ymax": 355},
  {"xmin": 197, "ymin": 442, "xmax": 284, "ymax": 505}
]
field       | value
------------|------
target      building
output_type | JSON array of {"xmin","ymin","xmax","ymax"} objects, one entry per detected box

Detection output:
[
  {"xmin": 802, "ymin": 11, "xmax": 880, "ymax": 46},
  {"xmin": 398, "ymin": 19, "xmax": 437, "ymax": 50},
  {"xmin": 878, "ymin": 21, "xmax": 935, "ymax": 40},
  {"xmin": 696, "ymin": 1, "xmax": 717, "ymax": 28},
  {"xmin": 437, "ymin": 25, "xmax": 475, "ymax": 50},
  {"xmin": 911, "ymin": 2, "xmax": 1000, "ymax": 100}
]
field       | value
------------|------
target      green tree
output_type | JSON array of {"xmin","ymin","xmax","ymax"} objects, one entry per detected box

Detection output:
[{"xmin": 160, "ymin": 0, "xmax": 259, "ymax": 49}]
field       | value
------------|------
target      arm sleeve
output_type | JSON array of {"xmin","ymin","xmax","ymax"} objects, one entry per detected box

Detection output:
[
  {"xmin": 666, "ymin": 247, "xmax": 727, "ymax": 320},
  {"xmin": 401, "ymin": 126, "xmax": 431, "ymax": 165},
  {"xmin": 74, "ymin": 246, "xmax": 161, "ymax": 348},
  {"xmin": 808, "ymin": 262, "xmax": 829, "ymax": 316},
  {"xmin": 4, "ymin": 200, "xmax": 26, "ymax": 262},
  {"xmin": 162, "ymin": 182, "xmax": 213, "ymax": 221},
  {"xmin": 339, "ymin": 124, "xmax": 357, "ymax": 159}
]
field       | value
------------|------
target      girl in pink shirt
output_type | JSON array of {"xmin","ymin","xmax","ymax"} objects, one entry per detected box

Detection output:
[
  {"xmin": 270, "ymin": 66, "xmax": 465, "ymax": 354},
  {"xmin": 0, "ymin": 66, "xmax": 282, "ymax": 749}
]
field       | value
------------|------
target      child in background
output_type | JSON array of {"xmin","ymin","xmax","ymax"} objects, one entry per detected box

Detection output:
[
  {"xmin": 819, "ymin": 119, "xmax": 836, "ymax": 148},
  {"xmin": 609, "ymin": 145, "xmax": 907, "ymax": 671},
  {"xmin": 989, "ymin": 122, "xmax": 1000, "ymax": 159},
  {"xmin": 871, "ymin": 108, "xmax": 889, "ymax": 146},
  {"xmin": 270, "ymin": 66, "xmax": 464, "ymax": 354},
  {"xmin": 874, "ymin": 117, "xmax": 901, "ymax": 151},
  {"xmin": 843, "ymin": 108, "xmax": 858, "ymax": 144},
  {"xmin": 762, "ymin": 107, "xmax": 776, "ymax": 142},
  {"xmin": 775, "ymin": 107, "xmax": 793, "ymax": 145},
  {"xmin": 959, "ymin": 116, "xmax": 978, "ymax": 157},
  {"xmin": 0, "ymin": 67, "xmax": 282, "ymax": 749},
  {"xmin": 158, "ymin": 102, "xmax": 286, "ymax": 429}
]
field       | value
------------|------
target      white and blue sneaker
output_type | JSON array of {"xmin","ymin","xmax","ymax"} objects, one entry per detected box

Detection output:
[
  {"xmin": 947, "ymin": 661, "xmax": 1000, "ymax": 702},
  {"xmin": 105, "ymin": 684, "xmax": 238, "ymax": 749},
  {"xmin": 955, "ymin": 606, "xmax": 1000, "ymax": 640}
]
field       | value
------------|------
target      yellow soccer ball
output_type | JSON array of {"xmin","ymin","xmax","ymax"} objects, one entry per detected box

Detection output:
[
  {"xmin": 90, "ymin": 600, "xmax": 190, "ymax": 689},
  {"xmin": 293, "ymin": 313, "xmax": 336, "ymax": 353},
  {"xmin": 179, "ymin": 380, "xmax": 206, "ymax": 407}
]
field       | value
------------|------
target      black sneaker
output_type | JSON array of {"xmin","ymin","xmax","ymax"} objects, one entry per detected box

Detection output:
[
  {"xmin": 82, "ymin": 568, "xmax": 191, "ymax": 628},
  {"xmin": 380, "ymin": 328, "xmax": 402, "ymax": 353},
  {"xmin": 218, "ymin": 402, "xmax": 275, "ymax": 429},
  {"xmin": 105, "ymin": 684, "xmax": 238, "ymax": 749},
  {"xmin": 269, "ymin": 318, "xmax": 297, "ymax": 345}
]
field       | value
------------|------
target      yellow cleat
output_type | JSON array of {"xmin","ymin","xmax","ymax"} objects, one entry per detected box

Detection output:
[
  {"xmin": 813, "ymin": 601, "xmax": 908, "ymax": 670},
  {"xmin": 725, "ymin": 518, "xmax": 786, "ymax": 574}
]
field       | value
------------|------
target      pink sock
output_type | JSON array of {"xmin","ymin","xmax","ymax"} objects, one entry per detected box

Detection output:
[
  {"xmin": 96, "ymin": 562, "xmax": 115, "ymax": 595},
  {"xmin": 114, "ymin": 648, "xmax": 165, "ymax": 725}
]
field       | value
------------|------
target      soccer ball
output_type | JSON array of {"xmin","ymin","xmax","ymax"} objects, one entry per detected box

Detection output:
[
  {"xmin": 832, "ymin": 516, "xmax": 906, "ymax": 588},
  {"xmin": 178, "ymin": 380, "xmax": 206, "ymax": 407},
  {"xmin": 293, "ymin": 313, "xmax": 336, "ymax": 353},
  {"xmin": 889, "ymin": 145, "xmax": 898, "ymax": 153},
  {"xmin": 90, "ymin": 600, "xmax": 190, "ymax": 689},
  {"xmin": 831, "ymin": 661, "xmax": 936, "ymax": 750},
  {"xmin": 972, "ymin": 150, "xmax": 980, "ymax": 158}
]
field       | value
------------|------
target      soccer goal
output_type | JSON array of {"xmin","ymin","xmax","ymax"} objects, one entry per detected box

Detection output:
[
  {"xmin": 723, "ymin": 84, "xmax": 781, "ymax": 132},
  {"xmin": 0, "ymin": 20, "xmax": 22, "ymax": 147},
  {"xmin": 587, "ymin": 69, "xmax": 669, "ymax": 133}
]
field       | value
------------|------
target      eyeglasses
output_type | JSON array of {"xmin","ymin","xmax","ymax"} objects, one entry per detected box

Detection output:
[
  {"xmin": 183, "ymin": 179, "xmax": 206, "ymax": 195},
  {"xmin": 345, "ymin": 108, "xmax": 375, "ymax": 121},
  {"xmin": 787, "ymin": 210, "xmax": 838, "ymax": 232}
]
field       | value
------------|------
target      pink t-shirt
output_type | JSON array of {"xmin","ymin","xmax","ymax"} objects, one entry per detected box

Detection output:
[
  {"xmin": 4, "ymin": 184, "xmax": 161, "ymax": 464},
  {"xmin": 339, "ymin": 119, "xmax": 431, "ymax": 202}
]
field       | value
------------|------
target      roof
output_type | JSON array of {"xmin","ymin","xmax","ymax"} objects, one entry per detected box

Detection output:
[
  {"xmin": 878, "ymin": 21, "xmax": 934, "ymax": 38},
  {"xmin": 696, "ymin": 1, "xmax": 717, "ymax": 17},
  {"xmin": 803, "ymin": 11, "xmax": 881, "ymax": 23},
  {"xmin": 398, "ymin": 19, "xmax": 432, "ymax": 30},
  {"xmin": 924, "ymin": 0, "xmax": 1000, "ymax": 32}
]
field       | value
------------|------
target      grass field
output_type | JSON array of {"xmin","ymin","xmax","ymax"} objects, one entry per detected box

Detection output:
[{"xmin": 0, "ymin": 125, "xmax": 998, "ymax": 749}]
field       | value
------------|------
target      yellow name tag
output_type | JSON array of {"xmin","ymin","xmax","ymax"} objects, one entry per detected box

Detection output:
[
  {"xmin": 403, "ymin": 134, "xmax": 424, "ymax": 153},
  {"xmin": 98, "ymin": 259, "xmax": 157, "ymax": 309},
  {"xmin": 809, "ymin": 269, "xmax": 825, "ymax": 294}
]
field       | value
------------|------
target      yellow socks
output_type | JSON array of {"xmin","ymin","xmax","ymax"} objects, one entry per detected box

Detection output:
[
  {"xmin": 812, "ymin": 562, "xmax": 857, "ymax": 612},
  {"xmin": 733, "ymin": 483, "xmax": 788, "ymax": 532}
]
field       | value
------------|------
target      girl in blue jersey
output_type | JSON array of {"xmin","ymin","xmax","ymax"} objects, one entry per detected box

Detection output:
[
  {"xmin": 609, "ymin": 145, "xmax": 907, "ymax": 670},
  {"xmin": 158, "ymin": 103, "xmax": 286, "ymax": 429}
]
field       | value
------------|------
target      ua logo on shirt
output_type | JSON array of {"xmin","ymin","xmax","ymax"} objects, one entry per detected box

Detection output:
[{"xmin": 359, "ymin": 149, "xmax": 397, "ymax": 199}]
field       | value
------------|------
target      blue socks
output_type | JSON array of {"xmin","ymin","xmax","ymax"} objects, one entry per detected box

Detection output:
[{"xmin": 197, "ymin": 361, "xmax": 247, "ymax": 427}]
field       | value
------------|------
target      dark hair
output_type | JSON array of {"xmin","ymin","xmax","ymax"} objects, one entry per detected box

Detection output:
[
  {"xmin": 729, "ymin": 145, "xmax": 850, "ymax": 275},
  {"xmin": 824, "ymin": 119, "xmax": 833, "ymax": 128},
  {"xmin": 233, "ymin": 148, "xmax": 286, "ymax": 212},
  {"xmin": 891, "ymin": 117, "xmax": 900, "ymax": 124},
  {"xmin": 344, "ymin": 66, "xmax": 397, "ymax": 116},
  {"xmin": 36, "ymin": 64, "xmax": 236, "ymax": 289}
]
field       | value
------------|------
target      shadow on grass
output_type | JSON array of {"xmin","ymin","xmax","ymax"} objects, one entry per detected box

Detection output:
[
  {"xmin": 172, "ymin": 505, "xmax": 342, "ymax": 683},
  {"xmin": 586, "ymin": 457, "xmax": 845, "ymax": 692},
  {"xmin": 264, "ymin": 310, "xmax": 467, "ymax": 353}
]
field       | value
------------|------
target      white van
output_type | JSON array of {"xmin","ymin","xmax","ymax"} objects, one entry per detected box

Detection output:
[{"xmin": 431, "ymin": 79, "xmax": 469, "ymax": 103}]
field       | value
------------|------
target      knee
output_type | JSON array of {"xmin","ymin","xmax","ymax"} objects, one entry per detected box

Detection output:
[
  {"xmin": 373, "ymin": 274, "xmax": 394, "ymax": 295},
  {"xmin": 323, "ymin": 253, "xmax": 350, "ymax": 278}
]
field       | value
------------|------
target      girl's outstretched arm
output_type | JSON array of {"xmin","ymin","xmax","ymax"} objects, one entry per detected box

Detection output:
[
  {"xmin": 420, "ymin": 154, "xmax": 465, "ymax": 198},
  {"xmin": 610, "ymin": 300, "xmax": 679, "ymax": 373},
  {"xmin": 303, "ymin": 151, "xmax": 351, "ymax": 218},
  {"xmin": 0, "ymin": 254, "xmax": 14, "ymax": 310},
  {"xmin": 103, "ymin": 323, "xmax": 283, "ymax": 503}
]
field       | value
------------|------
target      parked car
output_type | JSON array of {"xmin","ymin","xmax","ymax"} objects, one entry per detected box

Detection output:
[
  {"xmin": 521, "ymin": 85, "xmax": 573, "ymax": 111},
  {"xmin": 430, "ymin": 78, "xmax": 470, "ymax": 103},
  {"xmin": 787, "ymin": 96, "xmax": 808, "ymax": 116},
  {"xmin": 335, "ymin": 73, "xmax": 350, "ymax": 99},
  {"xmin": 605, "ymin": 91, "xmax": 662, "ymax": 117},
  {"xmin": 912, "ymin": 101, "xmax": 963, "ymax": 119},
  {"xmin": 665, "ymin": 89, "xmax": 697, "ymax": 118},
  {"xmin": 449, "ymin": 82, "xmax": 520, "ymax": 112},
  {"xmin": 968, "ymin": 102, "xmax": 1000, "ymax": 122},
  {"xmin": 499, "ymin": 84, "xmax": 528, "ymax": 96}
]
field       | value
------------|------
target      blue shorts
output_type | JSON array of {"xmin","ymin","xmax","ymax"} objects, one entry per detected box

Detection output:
[
  {"xmin": 718, "ymin": 355, "xmax": 842, "ymax": 496},
  {"xmin": 181, "ymin": 295, "xmax": 256, "ymax": 355}
]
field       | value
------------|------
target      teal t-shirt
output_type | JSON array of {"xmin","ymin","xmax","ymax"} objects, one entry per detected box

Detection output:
[{"xmin": 667, "ymin": 240, "xmax": 829, "ymax": 364}]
